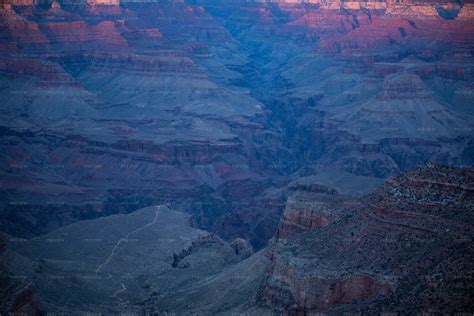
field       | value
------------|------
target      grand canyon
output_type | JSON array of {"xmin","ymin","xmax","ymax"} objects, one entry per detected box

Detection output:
[{"xmin": 0, "ymin": 0, "xmax": 473, "ymax": 314}]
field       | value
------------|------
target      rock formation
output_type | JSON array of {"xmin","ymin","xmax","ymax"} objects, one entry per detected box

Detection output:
[
  {"xmin": 261, "ymin": 163, "xmax": 473, "ymax": 313},
  {"xmin": 335, "ymin": 73, "xmax": 471, "ymax": 142}
]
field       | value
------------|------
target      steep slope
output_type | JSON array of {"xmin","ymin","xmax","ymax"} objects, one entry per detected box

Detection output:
[
  {"xmin": 1, "ymin": 205, "xmax": 260, "ymax": 313},
  {"xmin": 261, "ymin": 163, "xmax": 473, "ymax": 313}
]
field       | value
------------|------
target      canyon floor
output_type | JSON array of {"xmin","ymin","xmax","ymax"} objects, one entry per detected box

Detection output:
[{"xmin": 0, "ymin": 0, "xmax": 473, "ymax": 314}]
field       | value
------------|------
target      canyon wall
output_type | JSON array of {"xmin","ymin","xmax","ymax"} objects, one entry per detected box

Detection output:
[
  {"xmin": 0, "ymin": 0, "xmax": 473, "ymax": 252},
  {"xmin": 262, "ymin": 164, "xmax": 473, "ymax": 313}
]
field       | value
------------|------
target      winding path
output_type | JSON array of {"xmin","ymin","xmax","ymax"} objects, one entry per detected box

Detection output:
[
  {"xmin": 95, "ymin": 207, "xmax": 161, "ymax": 273},
  {"xmin": 112, "ymin": 283, "xmax": 127, "ymax": 297}
]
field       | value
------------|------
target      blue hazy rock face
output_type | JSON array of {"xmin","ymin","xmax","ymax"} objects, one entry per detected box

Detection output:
[{"xmin": 0, "ymin": 0, "xmax": 473, "ymax": 314}]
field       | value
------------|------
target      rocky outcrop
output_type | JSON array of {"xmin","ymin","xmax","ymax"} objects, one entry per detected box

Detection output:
[
  {"xmin": 260, "ymin": 164, "xmax": 473, "ymax": 313},
  {"xmin": 275, "ymin": 190, "xmax": 349, "ymax": 238},
  {"xmin": 262, "ymin": 257, "xmax": 393, "ymax": 312},
  {"xmin": 86, "ymin": 0, "xmax": 119, "ymax": 5},
  {"xmin": 458, "ymin": 3, "xmax": 474, "ymax": 20},
  {"xmin": 45, "ymin": 20, "xmax": 128, "ymax": 47},
  {"xmin": 230, "ymin": 237, "xmax": 254, "ymax": 259},
  {"xmin": 335, "ymin": 73, "xmax": 471, "ymax": 142},
  {"xmin": 0, "ymin": 58, "xmax": 79, "ymax": 87},
  {"xmin": 368, "ymin": 162, "xmax": 474, "ymax": 221},
  {"xmin": 3, "ymin": 0, "xmax": 35, "ymax": 5},
  {"xmin": 255, "ymin": 0, "xmax": 464, "ymax": 19}
]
